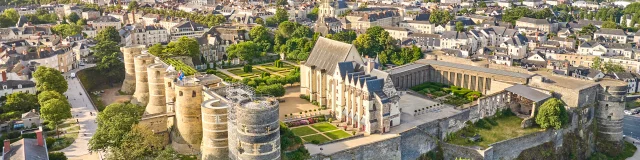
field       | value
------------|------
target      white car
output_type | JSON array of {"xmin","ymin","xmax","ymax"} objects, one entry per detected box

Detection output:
[{"xmin": 625, "ymin": 110, "xmax": 632, "ymax": 115}]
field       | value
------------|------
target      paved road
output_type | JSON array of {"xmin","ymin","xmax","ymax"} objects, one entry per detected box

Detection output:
[
  {"xmin": 624, "ymin": 115, "xmax": 640, "ymax": 141},
  {"xmin": 59, "ymin": 64, "xmax": 99, "ymax": 159}
]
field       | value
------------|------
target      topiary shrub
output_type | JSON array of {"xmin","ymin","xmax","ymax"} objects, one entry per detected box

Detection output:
[{"xmin": 243, "ymin": 65, "xmax": 253, "ymax": 73}]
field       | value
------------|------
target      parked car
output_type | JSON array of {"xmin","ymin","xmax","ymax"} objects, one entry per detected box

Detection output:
[{"xmin": 625, "ymin": 110, "xmax": 632, "ymax": 115}]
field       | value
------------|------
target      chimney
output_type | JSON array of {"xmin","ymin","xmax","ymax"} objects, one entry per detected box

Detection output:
[
  {"xmin": 2, "ymin": 71, "xmax": 7, "ymax": 82},
  {"xmin": 35, "ymin": 129, "xmax": 44, "ymax": 147},
  {"xmin": 4, "ymin": 139, "xmax": 10, "ymax": 153}
]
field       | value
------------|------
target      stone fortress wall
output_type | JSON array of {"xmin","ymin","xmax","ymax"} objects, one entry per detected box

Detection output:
[
  {"xmin": 120, "ymin": 46, "xmax": 281, "ymax": 160},
  {"xmin": 120, "ymin": 45, "xmax": 145, "ymax": 94},
  {"xmin": 311, "ymin": 59, "xmax": 625, "ymax": 160}
]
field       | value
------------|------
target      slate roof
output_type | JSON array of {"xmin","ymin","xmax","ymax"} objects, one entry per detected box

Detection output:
[
  {"xmin": 4, "ymin": 139, "xmax": 48, "ymax": 160},
  {"xmin": 92, "ymin": 16, "xmax": 120, "ymax": 22},
  {"xmin": 595, "ymin": 28, "xmax": 626, "ymax": 36},
  {"xmin": 442, "ymin": 31, "xmax": 469, "ymax": 39},
  {"xmin": 305, "ymin": 37, "xmax": 357, "ymax": 74},
  {"xmin": 337, "ymin": 61, "xmax": 355, "ymax": 79},
  {"xmin": 0, "ymin": 80, "xmax": 35, "ymax": 90},
  {"xmin": 415, "ymin": 60, "xmax": 533, "ymax": 79},
  {"xmin": 366, "ymin": 78, "xmax": 384, "ymax": 92},
  {"xmin": 172, "ymin": 21, "xmax": 207, "ymax": 30},
  {"xmin": 517, "ymin": 17, "xmax": 550, "ymax": 24},
  {"xmin": 504, "ymin": 84, "xmax": 551, "ymax": 102},
  {"xmin": 614, "ymin": 72, "xmax": 637, "ymax": 80}
]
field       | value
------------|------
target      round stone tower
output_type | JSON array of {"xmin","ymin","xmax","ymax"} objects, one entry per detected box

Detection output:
[
  {"xmin": 595, "ymin": 83, "xmax": 627, "ymax": 156},
  {"xmin": 120, "ymin": 45, "xmax": 145, "ymax": 94},
  {"xmin": 228, "ymin": 96, "xmax": 281, "ymax": 160},
  {"xmin": 201, "ymin": 99, "xmax": 229, "ymax": 160},
  {"xmin": 132, "ymin": 53, "xmax": 154, "ymax": 106},
  {"xmin": 172, "ymin": 80, "xmax": 203, "ymax": 154},
  {"xmin": 165, "ymin": 73, "xmax": 177, "ymax": 113},
  {"xmin": 145, "ymin": 63, "xmax": 167, "ymax": 115}
]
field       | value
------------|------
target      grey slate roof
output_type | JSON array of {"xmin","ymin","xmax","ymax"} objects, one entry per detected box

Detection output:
[
  {"xmin": 93, "ymin": 16, "xmax": 120, "ymax": 22},
  {"xmin": 4, "ymin": 139, "xmax": 48, "ymax": 160},
  {"xmin": 517, "ymin": 17, "xmax": 550, "ymax": 24},
  {"xmin": 386, "ymin": 63, "xmax": 428, "ymax": 75},
  {"xmin": 504, "ymin": 84, "xmax": 551, "ymax": 102},
  {"xmin": 415, "ymin": 60, "xmax": 533, "ymax": 79},
  {"xmin": 337, "ymin": 62, "xmax": 354, "ymax": 79},
  {"xmin": 0, "ymin": 80, "xmax": 35, "ymax": 90},
  {"xmin": 305, "ymin": 37, "xmax": 358, "ymax": 74},
  {"xmin": 595, "ymin": 28, "xmax": 626, "ymax": 36}
]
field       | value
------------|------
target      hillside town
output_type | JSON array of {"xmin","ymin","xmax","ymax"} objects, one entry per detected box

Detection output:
[{"xmin": 0, "ymin": 0, "xmax": 640, "ymax": 159}]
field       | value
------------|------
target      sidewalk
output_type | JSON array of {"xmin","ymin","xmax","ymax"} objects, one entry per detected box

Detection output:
[{"xmin": 625, "ymin": 137, "xmax": 640, "ymax": 160}]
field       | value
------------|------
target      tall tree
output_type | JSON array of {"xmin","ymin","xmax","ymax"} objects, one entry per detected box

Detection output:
[
  {"xmin": 226, "ymin": 41, "xmax": 263, "ymax": 63},
  {"xmin": 4, "ymin": 93, "xmax": 38, "ymax": 113},
  {"xmin": 52, "ymin": 24, "xmax": 83, "ymax": 37},
  {"xmin": 89, "ymin": 103, "xmax": 144, "ymax": 151},
  {"xmin": 96, "ymin": 52, "xmax": 125, "ymax": 83},
  {"xmin": 66, "ymin": 12, "xmax": 80, "ymax": 24},
  {"xmin": 535, "ymin": 98, "xmax": 568, "ymax": 129},
  {"xmin": 92, "ymin": 40, "xmax": 120, "ymax": 59},
  {"xmin": 33, "ymin": 66, "xmax": 68, "ymax": 93},
  {"xmin": 274, "ymin": 8, "xmax": 289, "ymax": 24},
  {"xmin": 328, "ymin": 30, "xmax": 357, "ymax": 43},
  {"xmin": 256, "ymin": 84, "xmax": 286, "ymax": 97},
  {"xmin": 95, "ymin": 27, "xmax": 121, "ymax": 43},
  {"xmin": 429, "ymin": 9, "xmax": 454, "ymax": 25},
  {"xmin": 37, "ymin": 90, "xmax": 65, "ymax": 104},
  {"xmin": 148, "ymin": 44, "xmax": 165, "ymax": 58},
  {"xmin": 127, "ymin": 0, "xmax": 139, "ymax": 12},
  {"xmin": 40, "ymin": 99, "xmax": 72, "ymax": 138},
  {"xmin": 455, "ymin": 21, "xmax": 465, "ymax": 32},
  {"xmin": 76, "ymin": 18, "xmax": 87, "ymax": 25},
  {"xmin": 107, "ymin": 124, "xmax": 165, "ymax": 159}
]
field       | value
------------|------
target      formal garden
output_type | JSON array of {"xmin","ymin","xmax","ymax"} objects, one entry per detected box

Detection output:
[
  {"xmin": 288, "ymin": 121, "xmax": 353, "ymax": 144},
  {"xmin": 445, "ymin": 109, "xmax": 543, "ymax": 149},
  {"xmin": 410, "ymin": 82, "xmax": 482, "ymax": 106}
]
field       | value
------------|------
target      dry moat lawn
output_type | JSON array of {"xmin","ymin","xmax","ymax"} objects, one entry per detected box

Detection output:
[{"xmin": 448, "ymin": 115, "xmax": 544, "ymax": 149}]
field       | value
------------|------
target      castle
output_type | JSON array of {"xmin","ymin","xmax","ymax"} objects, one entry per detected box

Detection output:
[
  {"xmin": 300, "ymin": 38, "xmax": 627, "ymax": 160},
  {"xmin": 120, "ymin": 45, "xmax": 281, "ymax": 160}
]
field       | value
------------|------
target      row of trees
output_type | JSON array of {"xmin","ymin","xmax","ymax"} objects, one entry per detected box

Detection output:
[
  {"xmin": 138, "ymin": 7, "xmax": 226, "ymax": 27},
  {"xmin": 148, "ymin": 37, "xmax": 201, "ymax": 58},
  {"xmin": 502, "ymin": 7, "xmax": 553, "ymax": 25},
  {"xmin": 32, "ymin": 67, "xmax": 72, "ymax": 138}
]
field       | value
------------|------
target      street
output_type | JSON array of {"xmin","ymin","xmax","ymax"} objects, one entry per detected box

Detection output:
[
  {"xmin": 59, "ymin": 64, "xmax": 99, "ymax": 159},
  {"xmin": 624, "ymin": 115, "xmax": 640, "ymax": 141}
]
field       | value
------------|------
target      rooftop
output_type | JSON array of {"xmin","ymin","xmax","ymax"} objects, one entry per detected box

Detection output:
[{"xmin": 415, "ymin": 60, "xmax": 533, "ymax": 79}]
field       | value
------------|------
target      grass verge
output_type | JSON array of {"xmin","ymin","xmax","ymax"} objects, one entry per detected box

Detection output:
[
  {"xmin": 324, "ymin": 130, "xmax": 352, "ymax": 140},
  {"xmin": 311, "ymin": 122, "xmax": 338, "ymax": 132},
  {"xmin": 301, "ymin": 134, "xmax": 331, "ymax": 144}
]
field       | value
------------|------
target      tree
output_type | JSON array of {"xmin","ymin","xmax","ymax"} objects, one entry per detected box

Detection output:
[
  {"xmin": 276, "ymin": 0, "xmax": 288, "ymax": 6},
  {"xmin": 621, "ymin": 18, "xmax": 628, "ymax": 28},
  {"xmin": 353, "ymin": 26, "xmax": 396, "ymax": 58},
  {"xmin": 40, "ymin": 99, "xmax": 72, "ymax": 138},
  {"xmin": 96, "ymin": 52, "xmax": 125, "ymax": 83},
  {"xmin": 48, "ymin": 152, "xmax": 68, "ymax": 160},
  {"xmin": 148, "ymin": 44, "xmax": 165, "ymax": 58},
  {"xmin": 90, "ymin": 103, "xmax": 144, "ymax": 151},
  {"xmin": 52, "ymin": 24, "xmax": 83, "ymax": 37},
  {"xmin": 328, "ymin": 30, "xmax": 357, "ymax": 43},
  {"xmin": 250, "ymin": 26, "xmax": 272, "ymax": 45},
  {"xmin": 226, "ymin": 41, "xmax": 263, "ymax": 63},
  {"xmin": 95, "ymin": 27, "xmax": 121, "ymax": 43},
  {"xmin": 163, "ymin": 36, "xmax": 200, "ymax": 58},
  {"xmin": 578, "ymin": 24, "xmax": 598, "ymax": 35},
  {"xmin": 108, "ymin": 124, "xmax": 165, "ymax": 159},
  {"xmin": 255, "ymin": 17, "xmax": 264, "ymax": 25},
  {"xmin": 278, "ymin": 21, "xmax": 297, "ymax": 37},
  {"xmin": 3, "ymin": 8, "xmax": 19, "ymax": 23},
  {"xmin": 601, "ymin": 21, "xmax": 619, "ymax": 29},
  {"xmin": 256, "ymin": 84, "xmax": 286, "ymax": 97},
  {"xmin": 307, "ymin": 6, "xmax": 319, "ymax": 21},
  {"xmin": 38, "ymin": 90, "xmax": 65, "ymax": 104},
  {"xmin": 33, "ymin": 66, "xmax": 68, "ymax": 93},
  {"xmin": 429, "ymin": 9, "xmax": 454, "ymax": 25},
  {"xmin": 455, "ymin": 21, "xmax": 465, "ymax": 32},
  {"xmin": 76, "ymin": 18, "xmax": 87, "ymax": 25},
  {"xmin": 66, "ymin": 12, "xmax": 80, "ymax": 24},
  {"xmin": 274, "ymin": 8, "xmax": 289, "ymax": 24},
  {"xmin": 603, "ymin": 61, "xmax": 626, "ymax": 73},
  {"xmin": 92, "ymin": 40, "xmax": 120, "ymax": 59},
  {"xmin": 478, "ymin": 1, "xmax": 487, "ymax": 7},
  {"xmin": 591, "ymin": 57, "xmax": 602, "ymax": 70},
  {"xmin": 535, "ymin": 98, "xmax": 568, "ymax": 129},
  {"xmin": 127, "ymin": 0, "xmax": 139, "ymax": 12},
  {"xmin": 4, "ymin": 93, "xmax": 38, "ymax": 113}
]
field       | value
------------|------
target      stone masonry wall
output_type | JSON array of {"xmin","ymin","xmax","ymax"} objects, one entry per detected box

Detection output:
[{"xmin": 310, "ymin": 136, "xmax": 402, "ymax": 160}]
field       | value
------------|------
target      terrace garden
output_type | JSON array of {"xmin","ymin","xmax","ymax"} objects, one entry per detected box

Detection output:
[
  {"xmin": 446, "ymin": 109, "xmax": 543, "ymax": 149},
  {"xmin": 411, "ymin": 82, "xmax": 482, "ymax": 106},
  {"xmin": 290, "ymin": 122, "xmax": 353, "ymax": 144}
]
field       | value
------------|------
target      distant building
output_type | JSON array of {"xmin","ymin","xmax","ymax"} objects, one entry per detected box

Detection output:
[
  {"xmin": 169, "ymin": 21, "xmax": 209, "ymax": 41},
  {"xmin": 0, "ymin": 80, "xmax": 36, "ymax": 97},
  {"xmin": 21, "ymin": 109, "xmax": 41, "ymax": 129},
  {"xmin": 1, "ymin": 127, "xmax": 48, "ymax": 160},
  {"xmin": 88, "ymin": 16, "xmax": 122, "ymax": 33}
]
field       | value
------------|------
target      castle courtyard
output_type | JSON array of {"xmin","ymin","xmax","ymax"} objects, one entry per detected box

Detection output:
[{"xmin": 278, "ymin": 86, "xmax": 325, "ymax": 120}]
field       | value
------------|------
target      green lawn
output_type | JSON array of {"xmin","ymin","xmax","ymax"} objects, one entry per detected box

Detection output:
[
  {"xmin": 259, "ymin": 63, "xmax": 295, "ymax": 73},
  {"xmin": 324, "ymin": 130, "xmax": 352, "ymax": 140},
  {"xmin": 291, "ymin": 126, "xmax": 318, "ymax": 137},
  {"xmin": 301, "ymin": 134, "xmax": 331, "ymax": 144},
  {"xmin": 448, "ymin": 115, "xmax": 543, "ymax": 149},
  {"xmin": 227, "ymin": 68, "xmax": 266, "ymax": 78},
  {"xmin": 311, "ymin": 122, "xmax": 338, "ymax": 132}
]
